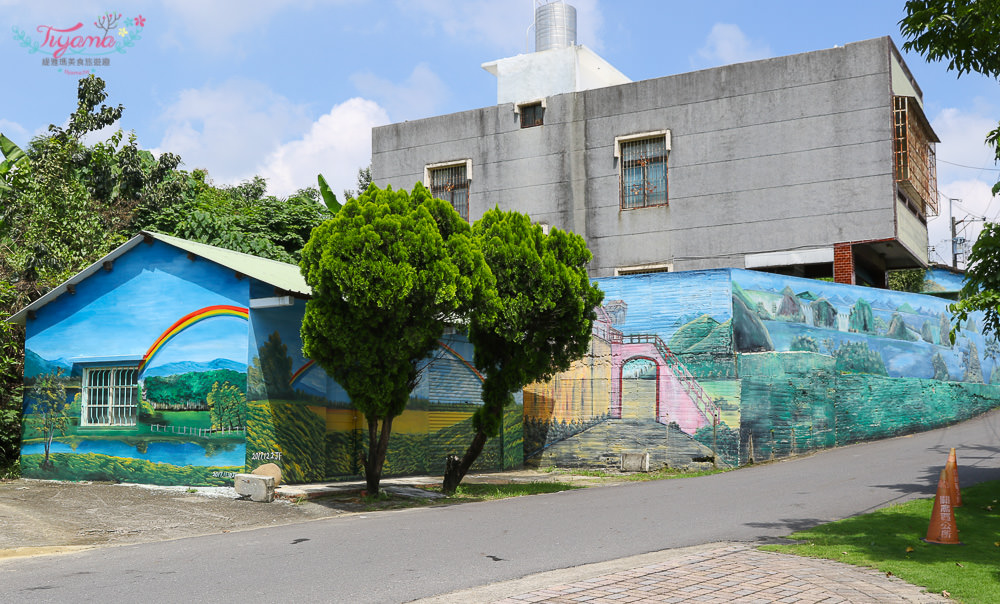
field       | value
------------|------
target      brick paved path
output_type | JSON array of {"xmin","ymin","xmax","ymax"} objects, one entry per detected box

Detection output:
[
  {"xmin": 493, "ymin": 544, "xmax": 946, "ymax": 604},
  {"xmin": 424, "ymin": 543, "xmax": 948, "ymax": 603}
]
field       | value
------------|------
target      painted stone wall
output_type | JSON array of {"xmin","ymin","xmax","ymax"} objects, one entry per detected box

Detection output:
[
  {"xmin": 21, "ymin": 241, "xmax": 251, "ymax": 485},
  {"xmin": 524, "ymin": 269, "xmax": 1000, "ymax": 470},
  {"xmin": 246, "ymin": 299, "xmax": 522, "ymax": 483},
  {"xmin": 732, "ymin": 269, "xmax": 1000, "ymax": 465}
]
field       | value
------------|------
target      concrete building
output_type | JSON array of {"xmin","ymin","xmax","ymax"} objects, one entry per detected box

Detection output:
[{"xmin": 372, "ymin": 5, "xmax": 938, "ymax": 287}]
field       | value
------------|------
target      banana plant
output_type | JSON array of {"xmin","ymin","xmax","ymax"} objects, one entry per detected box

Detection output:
[
  {"xmin": 0, "ymin": 134, "xmax": 27, "ymax": 193},
  {"xmin": 317, "ymin": 173, "xmax": 342, "ymax": 214}
]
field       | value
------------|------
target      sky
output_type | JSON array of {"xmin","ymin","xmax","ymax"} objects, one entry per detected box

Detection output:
[{"xmin": 2, "ymin": 0, "xmax": 998, "ymax": 268}]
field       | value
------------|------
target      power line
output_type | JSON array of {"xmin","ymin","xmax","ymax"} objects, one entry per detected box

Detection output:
[{"xmin": 937, "ymin": 158, "xmax": 1000, "ymax": 172}]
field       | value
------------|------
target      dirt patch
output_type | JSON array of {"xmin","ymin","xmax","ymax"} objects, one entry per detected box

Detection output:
[
  {"xmin": 0, "ymin": 479, "xmax": 363, "ymax": 556},
  {"xmin": 0, "ymin": 469, "xmax": 650, "ymax": 559}
]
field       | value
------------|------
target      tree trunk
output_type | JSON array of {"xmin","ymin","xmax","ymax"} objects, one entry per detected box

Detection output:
[
  {"xmin": 443, "ymin": 395, "xmax": 506, "ymax": 495},
  {"xmin": 43, "ymin": 428, "xmax": 53, "ymax": 468},
  {"xmin": 442, "ymin": 429, "xmax": 488, "ymax": 495},
  {"xmin": 363, "ymin": 415, "xmax": 394, "ymax": 495}
]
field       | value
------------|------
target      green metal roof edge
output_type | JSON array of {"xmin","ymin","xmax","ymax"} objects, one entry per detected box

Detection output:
[{"xmin": 143, "ymin": 231, "xmax": 310, "ymax": 296}]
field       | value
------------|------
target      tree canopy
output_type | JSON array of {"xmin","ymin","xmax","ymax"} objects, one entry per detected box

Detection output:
[
  {"xmin": 442, "ymin": 209, "xmax": 603, "ymax": 494},
  {"xmin": 900, "ymin": 1, "xmax": 1000, "ymax": 340},
  {"xmin": 299, "ymin": 183, "xmax": 494, "ymax": 494},
  {"xmin": 952, "ymin": 222, "xmax": 1000, "ymax": 340},
  {"xmin": 900, "ymin": 0, "xmax": 1000, "ymax": 194}
]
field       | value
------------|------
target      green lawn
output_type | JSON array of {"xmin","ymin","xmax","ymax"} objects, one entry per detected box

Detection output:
[{"xmin": 762, "ymin": 480, "xmax": 1000, "ymax": 603}]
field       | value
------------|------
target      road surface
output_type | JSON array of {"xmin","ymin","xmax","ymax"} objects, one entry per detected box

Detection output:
[{"xmin": 1, "ymin": 409, "xmax": 997, "ymax": 603}]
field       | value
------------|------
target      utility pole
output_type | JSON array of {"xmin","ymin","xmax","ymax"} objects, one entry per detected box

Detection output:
[{"xmin": 952, "ymin": 215, "xmax": 958, "ymax": 268}]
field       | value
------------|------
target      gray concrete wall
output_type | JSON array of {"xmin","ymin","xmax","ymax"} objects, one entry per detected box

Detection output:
[{"xmin": 373, "ymin": 37, "xmax": 906, "ymax": 278}]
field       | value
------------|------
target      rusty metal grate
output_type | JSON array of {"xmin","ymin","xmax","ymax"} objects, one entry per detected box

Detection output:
[
  {"xmin": 620, "ymin": 136, "xmax": 668, "ymax": 210},
  {"xmin": 430, "ymin": 164, "xmax": 470, "ymax": 221},
  {"xmin": 893, "ymin": 96, "xmax": 938, "ymax": 217}
]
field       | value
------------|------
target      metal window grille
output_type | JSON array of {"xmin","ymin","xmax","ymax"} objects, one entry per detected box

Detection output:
[
  {"xmin": 520, "ymin": 103, "xmax": 544, "ymax": 128},
  {"xmin": 83, "ymin": 366, "xmax": 138, "ymax": 426},
  {"xmin": 430, "ymin": 165, "xmax": 470, "ymax": 221},
  {"xmin": 620, "ymin": 136, "xmax": 668, "ymax": 209}
]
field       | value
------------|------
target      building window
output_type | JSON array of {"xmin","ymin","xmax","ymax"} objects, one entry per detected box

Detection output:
[
  {"xmin": 615, "ymin": 262, "xmax": 673, "ymax": 276},
  {"xmin": 519, "ymin": 102, "xmax": 544, "ymax": 128},
  {"xmin": 427, "ymin": 161, "xmax": 471, "ymax": 221},
  {"xmin": 82, "ymin": 366, "xmax": 138, "ymax": 426},
  {"xmin": 616, "ymin": 131, "xmax": 670, "ymax": 210}
]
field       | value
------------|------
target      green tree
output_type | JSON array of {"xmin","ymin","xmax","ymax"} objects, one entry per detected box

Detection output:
[
  {"xmin": 441, "ymin": 209, "xmax": 602, "ymax": 494},
  {"xmin": 24, "ymin": 371, "xmax": 70, "ymax": 468},
  {"xmin": 342, "ymin": 165, "xmax": 373, "ymax": 201},
  {"xmin": 254, "ymin": 332, "xmax": 293, "ymax": 400},
  {"xmin": 299, "ymin": 183, "xmax": 493, "ymax": 495},
  {"xmin": 952, "ymin": 222, "xmax": 1000, "ymax": 341},
  {"xmin": 888, "ymin": 268, "xmax": 927, "ymax": 292},
  {"xmin": 900, "ymin": 0, "xmax": 1000, "ymax": 195},
  {"xmin": 206, "ymin": 381, "xmax": 247, "ymax": 429}
]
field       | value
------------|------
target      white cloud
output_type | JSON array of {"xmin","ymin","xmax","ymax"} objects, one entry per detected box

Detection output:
[
  {"xmin": 0, "ymin": 119, "xmax": 30, "ymax": 146},
  {"xmin": 928, "ymin": 102, "xmax": 1000, "ymax": 266},
  {"xmin": 693, "ymin": 23, "xmax": 771, "ymax": 68},
  {"xmin": 157, "ymin": 0, "xmax": 358, "ymax": 54},
  {"xmin": 397, "ymin": 0, "xmax": 604, "ymax": 54},
  {"xmin": 932, "ymin": 103, "xmax": 998, "ymax": 184},
  {"xmin": 351, "ymin": 63, "xmax": 447, "ymax": 122},
  {"xmin": 257, "ymin": 97, "xmax": 390, "ymax": 198},
  {"xmin": 928, "ymin": 180, "xmax": 996, "ymax": 267},
  {"xmin": 152, "ymin": 78, "xmax": 312, "ymax": 184}
]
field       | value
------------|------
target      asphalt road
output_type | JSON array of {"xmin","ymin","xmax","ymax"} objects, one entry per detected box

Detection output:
[{"xmin": 2, "ymin": 409, "xmax": 998, "ymax": 603}]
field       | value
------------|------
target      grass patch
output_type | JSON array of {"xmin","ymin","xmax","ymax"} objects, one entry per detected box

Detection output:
[
  {"xmin": 543, "ymin": 466, "xmax": 729, "ymax": 481},
  {"xmin": 761, "ymin": 480, "xmax": 1000, "ymax": 603},
  {"xmin": 447, "ymin": 482, "xmax": 581, "ymax": 500}
]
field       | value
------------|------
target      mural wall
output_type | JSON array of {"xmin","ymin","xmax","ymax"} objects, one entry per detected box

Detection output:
[
  {"xmin": 524, "ymin": 269, "xmax": 1000, "ymax": 470},
  {"xmin": 23, "ymin": 241, "xmax": 995, "ymax": 486},
  {"xmin": 21, "ymin": 241, "xmax": 250, "ymax": 485},
  {"xmin": 246, "ymin": 297, "xmax": 522, "ymax": 483}
]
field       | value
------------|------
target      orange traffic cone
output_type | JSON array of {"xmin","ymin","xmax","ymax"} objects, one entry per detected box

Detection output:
[
  {"xmin": 946, "ymin": 447, "xmax": 962, "ymax": 507},
  {"xmin": 925, "ymin": 466, "xmax": 961, "ymax": 545}
]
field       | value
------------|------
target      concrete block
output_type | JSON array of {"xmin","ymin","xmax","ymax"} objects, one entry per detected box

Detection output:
[
  {"xmin": 234, "ymin": 473, "xmax": 275, "ymax": 503},
  {"xmin": 621, "ymin": 452, "xmax": 650, "ymax": 472}
]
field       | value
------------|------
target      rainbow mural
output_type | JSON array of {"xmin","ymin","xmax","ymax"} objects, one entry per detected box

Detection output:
[
  {"xmin": 139, "ymin": 305, "xmax": 249, "ymax": 373},
  {"xmin": 436, "ymin": 340, "xmax": 484, "ymax": 383},
  {"xmin": 289, "ymin": 359, "xmax": 316, "ymax": 386},
  {"xmin": 287, "ymin": 341, "xmax": 484, "ymax": 389}
]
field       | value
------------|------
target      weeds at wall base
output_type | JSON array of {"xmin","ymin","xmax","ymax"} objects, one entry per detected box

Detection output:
[{"xmin": 0, "ymin": 459, "xmax": 20, "ymax": 480}]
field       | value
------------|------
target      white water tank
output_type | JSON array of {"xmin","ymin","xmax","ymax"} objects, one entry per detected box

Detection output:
[{"xmin": 535, "ymin": 1, "xmax": 576, "ymax": 51}]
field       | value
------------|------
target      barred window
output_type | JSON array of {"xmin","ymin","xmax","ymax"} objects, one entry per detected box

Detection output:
[
  {"xmin": 82, "ymin": 366, "xmax": 138, "ymax": 426},
  {"xmin": 619, "ymin": 135, "xmax": 668, "ymax": 210},
  {"xmin": 429, "ymin": 163, "xmax": 470, "ymax": 221}
]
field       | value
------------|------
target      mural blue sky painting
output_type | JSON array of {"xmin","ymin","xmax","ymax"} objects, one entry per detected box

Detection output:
[
  {"xmin": 3, "ymin": 1, "xmax": 997, "ymax": 266},
  {"xmin": 27, "ymin": 245, "xmax": 249, "ymax": 369}
]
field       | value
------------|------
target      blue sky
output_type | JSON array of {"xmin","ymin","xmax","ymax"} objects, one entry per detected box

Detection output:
[{"xmin": 3, "ymin": 1, "xmax": 998, "ymax": 266}]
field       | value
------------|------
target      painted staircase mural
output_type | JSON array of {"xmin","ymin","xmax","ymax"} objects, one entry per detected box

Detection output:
[
  {"xmin": 525, "ymin": 268, "xmax": 1000, "ymax": 472},
  {"xmin": 526, "ymin": 296, "xmax": 722, "ymax": 469}
]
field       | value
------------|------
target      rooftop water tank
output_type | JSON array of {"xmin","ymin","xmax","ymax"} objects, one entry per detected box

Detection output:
[{"xmin": 535, "ymin": 1, "xmax": 576, "ymax": 52}]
